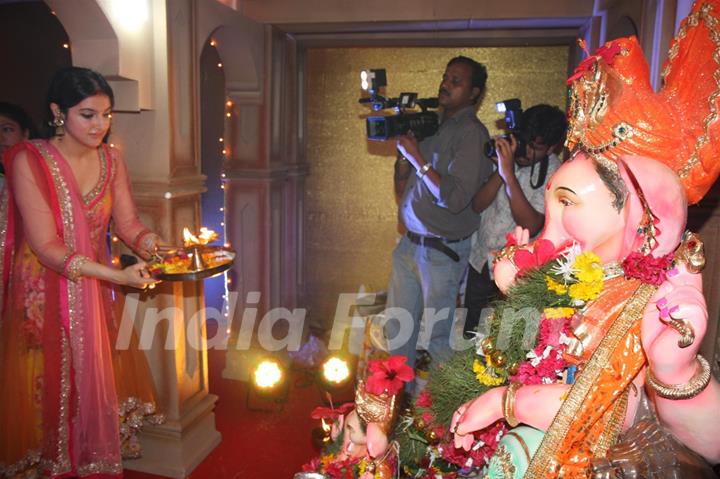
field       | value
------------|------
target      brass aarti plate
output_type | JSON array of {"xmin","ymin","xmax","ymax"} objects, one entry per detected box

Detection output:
[{"xmin": 149, "ymin": 246, "xmax": 235, "ymax": 282}]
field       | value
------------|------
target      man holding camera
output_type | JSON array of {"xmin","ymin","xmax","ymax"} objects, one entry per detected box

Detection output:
[
  {"xmin": 463, "ymin": 104, "xmax": 568, "ymax": 338},
  {"xmin": 384, "ymin": 56, "xmax": 493, "ymax": 376}
]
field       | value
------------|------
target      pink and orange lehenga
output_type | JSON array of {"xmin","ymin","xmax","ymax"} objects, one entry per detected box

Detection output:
[{"xmin": 0, "ymin": 139, "xmax": 161, "ymax": 478}]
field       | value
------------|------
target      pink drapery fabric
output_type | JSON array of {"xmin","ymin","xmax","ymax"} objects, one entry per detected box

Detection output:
[{"xmin": 0, "ymin": 139, "xmax": 153, "ymax": 477}]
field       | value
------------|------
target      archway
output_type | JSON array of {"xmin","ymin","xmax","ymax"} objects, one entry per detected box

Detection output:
[
  {"xmin": 0, "ymin": 1, "xmax": 71, "ymax": 130},
  {"xmin": 199, "ymin": 33, "xmax": 228, "ymax": 316}
]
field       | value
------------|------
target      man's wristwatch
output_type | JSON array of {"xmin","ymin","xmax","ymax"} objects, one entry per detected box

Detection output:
[{"xmin": 416, "ymin": 162, "xmax": 432, "ymax": 179}]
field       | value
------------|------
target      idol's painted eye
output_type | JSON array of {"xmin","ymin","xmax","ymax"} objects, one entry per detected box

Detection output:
[{"xmin": 558, "ymin": 196, "xmax": 575, "ymax": 207}]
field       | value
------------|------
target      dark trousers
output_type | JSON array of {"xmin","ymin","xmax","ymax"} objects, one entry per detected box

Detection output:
[{"xmin": 463, "ymin": 263, "xmax": 500, "ymax": 336}]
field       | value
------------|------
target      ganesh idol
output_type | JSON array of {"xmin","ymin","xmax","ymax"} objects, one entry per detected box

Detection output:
[{"xmin": 450, "ymin": 1, "xmax": 720, "ymax": 477}]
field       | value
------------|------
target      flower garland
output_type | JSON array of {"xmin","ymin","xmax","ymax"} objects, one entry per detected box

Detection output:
[
  {"xmin": 396, "ymin": 242, "xmax": 616, "ymax": 477},
  {"xmin": 301, "ymin": 239, "xmax": 676, "ymax": 478},
  {"xmin": 302, "ymin": 453, "xmax": 364, "ymax": 479}
]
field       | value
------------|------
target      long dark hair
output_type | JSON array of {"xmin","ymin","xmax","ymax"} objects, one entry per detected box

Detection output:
[{"xmin": 43, "ymin": 67, "xmax": 114, "ymax": 138}]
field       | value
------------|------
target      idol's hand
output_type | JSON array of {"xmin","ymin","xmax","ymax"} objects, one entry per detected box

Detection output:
[
  {"xmin": 641, "ymin": 263, "xmax": 706, "ymax": 382},
  {"xmin": 450, "ymin": 387, "xmax": 504, "ymax": 451},
  {"xmin": 493, "ymin": 226, "xmax": 530, "ymax": 293}
]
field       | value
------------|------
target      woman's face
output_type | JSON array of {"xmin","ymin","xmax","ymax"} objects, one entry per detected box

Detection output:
[
  {"xmin": 0, "ymin": 114, "xmax": 28, "ymax": 157},
  {"xmin": 53, "ymin": 93, "xmax": 112, "ymax": 149}
]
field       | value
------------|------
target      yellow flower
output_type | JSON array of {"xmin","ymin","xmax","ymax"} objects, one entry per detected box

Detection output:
[
  {"xmin": 574, "ymin": 252, "xmax": 604, "ymax": 283},
  {"xmin": 568, "ymin": 280, "xmax": 602, "ymax": 302},
  {"xmin": 543, "ymin": 307, "xmax": 575, "ymax": 319},
  {"xmin": 473, "ymin": 359, "xmax": 505, "ymax": 386},
  {"xmin": 545, "ymin": 275, "xmax": 568, "ymax": 295}
]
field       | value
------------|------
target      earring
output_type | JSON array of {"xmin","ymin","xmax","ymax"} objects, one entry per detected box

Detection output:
[
  {"xmin": 637, "ymin": 206, "xmax": 659, "ymax": 255},
  {"xmin": 52, "ymin": 113, "xmax": 65, "ymax": 137}
]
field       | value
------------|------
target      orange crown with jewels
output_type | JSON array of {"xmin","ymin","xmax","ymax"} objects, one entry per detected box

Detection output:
[{"xmin": 566, "ymin": 0, "xmax": 720, "ymax": 205}]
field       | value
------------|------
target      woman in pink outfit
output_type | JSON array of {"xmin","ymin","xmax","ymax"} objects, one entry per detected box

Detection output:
[{"xmin": 0, "ymin": 67, "xmax": 160, "ymax": 478}]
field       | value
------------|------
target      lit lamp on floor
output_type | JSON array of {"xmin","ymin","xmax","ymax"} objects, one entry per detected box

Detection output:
[
  {"xmin": 247, "ymin": 358, "xmax": 289, "ymax": 411},
  {"xmin": 317, "ymin": 355, "xmax": 355, "ymax": 403}
]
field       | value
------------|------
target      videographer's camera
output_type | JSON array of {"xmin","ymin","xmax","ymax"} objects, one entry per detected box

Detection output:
[
  {"xmin": 484, "ymin": 99, "xmax": 526, "ymax": 159},
  {"xmin": 359, "ymin": 69, "xmax": 439, "ymax": 141}
]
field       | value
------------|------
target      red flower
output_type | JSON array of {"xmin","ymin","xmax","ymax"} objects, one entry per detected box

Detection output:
[
  {"xmin": 302, "ymin": 456, "xmax": 322, "ymax": 472},
  {"xmin": 567, "ymin": 41, "xmax": 622, "ymax": 84},
  {"xmin": 622, "ymin": 252, "xmax": 673, "ymax": 285},
  {"xmin": 310, "ymin": 402, "xmax": 355, "ymax": 420},
  {"xmin": 366, "ymin": 355, "xmax": 414, "ymax": 395},
  {"xmin": 513, "ymin": 239, "xmax": 558, "ymax": 274},
  {"xmin": 415, "ymin": 388, "xmax": 433, "ymax": 408},
  {"xmin": 421, "ymin": 410, "xmax": 435, "ymax": 425}
]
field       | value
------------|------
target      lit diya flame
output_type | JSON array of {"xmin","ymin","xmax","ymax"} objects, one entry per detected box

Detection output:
[
  {"xmin": 321, "ymin": 418, "xmax": 331, "ymax": 433},
  {"xmin": 182, "ymin": 227, "xmax": 219, "ymax": 247}
]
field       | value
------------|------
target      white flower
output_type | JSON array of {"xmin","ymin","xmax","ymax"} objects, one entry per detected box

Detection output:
[
  {"xmin": 551, "ymin": 242, "xmax": 582, "ymax": 282},
  {"xmin": 526, "ymin": 349, "xmax": 541, "ymax": 366},
  {"xmin": 541, "ymin": 345, "xmax": 553, "ymax": 359},
  {"xmin": 472, "ymin": 440, "xmax": 485, "ymax": 451}
]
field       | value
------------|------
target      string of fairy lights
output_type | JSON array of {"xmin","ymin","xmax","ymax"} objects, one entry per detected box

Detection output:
[
  {"xmin": 103, "ymin": 37, "xmax": 232, "ymax": 325},
  {"xmin": 210, "ymin": 37, "xmax": 233, "ymax": 325}
]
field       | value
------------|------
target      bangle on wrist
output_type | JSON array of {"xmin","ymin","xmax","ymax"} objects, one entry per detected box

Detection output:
[
  {"xmin": 646, "ymin": 355, "xmax": 711, "ymax": 400},
  {"xmin": 493, "ymin": 245, "xmax": 519, "ymax": 267},
  {"xmin": 503, "ymin": 382, "xmax": 522, "ymax": 427},
  {"xmin": 416, "ymin": 162, "xmax": 432, "ymax": 179},
  {"xmin": 63, "ymin": 252, "xmax": 90, "ymax": 282}
]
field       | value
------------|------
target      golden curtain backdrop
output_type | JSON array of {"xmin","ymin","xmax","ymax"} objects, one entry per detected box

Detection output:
[{"xmin": 305, "ymin": 46, "xmax": 570, "ymax": 329}]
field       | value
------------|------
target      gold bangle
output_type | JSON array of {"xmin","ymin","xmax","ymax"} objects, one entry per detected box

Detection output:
[
  {"xmin": 646, "ymin": 355, "xmax": 711, "ymax": 400},
  {"xmin": 64, "ymin": 253, "xmax": 90, "ymax": 282},
  {"xmin": 503, "ymin": 382, "xmax": 522, "ymax": 427},
  {"xmin": 493, "ymin": 245, "xmax": 519, "ymax": 266}
]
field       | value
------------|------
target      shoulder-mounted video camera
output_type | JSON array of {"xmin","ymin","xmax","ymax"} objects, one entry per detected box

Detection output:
[
  {"xmin": 358, "ymin": 69, "xmax": 439, "ymax": 141},
  {"xmin": 484, "ymin": 99, "xmax": 525, "ymax": 158}
]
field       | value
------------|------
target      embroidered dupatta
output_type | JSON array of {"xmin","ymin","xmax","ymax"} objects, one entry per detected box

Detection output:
[
  {"xmin": 524, "ymin": 277, "xmax": 655, "ymax": 478},
  {"xmin": 0, "ymin": 140, "xmax": 122, "ymax": 478}
]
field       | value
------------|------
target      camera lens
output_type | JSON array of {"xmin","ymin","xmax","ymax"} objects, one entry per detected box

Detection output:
[{"xmin": 484, "ymin": 139, "xmax": 497, "ymax": 158}]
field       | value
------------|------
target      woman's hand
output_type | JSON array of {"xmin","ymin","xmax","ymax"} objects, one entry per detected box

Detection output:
[
  {"xmin": 116, "ymin": 262, "xmax": 159, "ymax": 290},
  {"xmin": 137, "ymin": 234, "xmax": 166, "ymax": 261}
]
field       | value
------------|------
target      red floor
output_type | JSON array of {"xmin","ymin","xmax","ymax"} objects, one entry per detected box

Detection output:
[{"xmin": 125, "ymin": 325, "xmax": 325, "ymax": 479}]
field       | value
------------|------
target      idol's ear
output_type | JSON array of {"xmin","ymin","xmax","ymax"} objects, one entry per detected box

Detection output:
[
  {"xmin": 366, "ymin": 422, "xmax": 389, "ymax": 458},
  {"xmin": 619, "ymin": 155, "xmax": 687, "ymax": 257}
]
